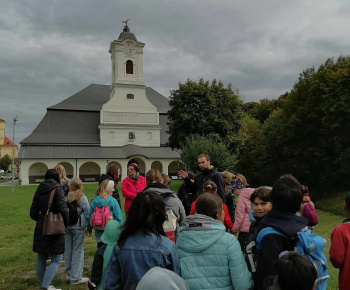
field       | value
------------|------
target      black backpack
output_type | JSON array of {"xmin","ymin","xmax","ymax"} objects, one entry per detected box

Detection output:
[{"xmin": 67, "ymin": 201, "xmax": 83, "ymax": 225}]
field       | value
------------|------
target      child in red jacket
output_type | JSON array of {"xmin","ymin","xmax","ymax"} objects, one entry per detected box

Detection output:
[
  {"xmin": 190, "ymin": 181, "xmax": 233, "ymax": 231},
  {"xmin": 329, "ymin": 192, "xmax": 350, "ymax": 290}
]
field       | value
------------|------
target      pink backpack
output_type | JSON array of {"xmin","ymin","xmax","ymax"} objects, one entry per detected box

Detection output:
[
  {"xmin": 303, "ymin": 203, "xmax": 318, "ymax": 227},
  {"xmin": 90, "ymin": 204, "xmax": 112, "ymax": 230}
]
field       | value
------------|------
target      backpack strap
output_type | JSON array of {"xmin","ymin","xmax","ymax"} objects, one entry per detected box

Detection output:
[
  {"xmin": 246, "ymin": 240, "xmax": 257, "ymax": 272},
  {"xmin": 256, "ymin": 227, "xmax": 288, "ymax": 249}
]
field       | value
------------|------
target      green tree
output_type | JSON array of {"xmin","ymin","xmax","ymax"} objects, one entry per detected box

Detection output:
[
  {"xmin": 235, "ymin": 115, "xmax": 267, "ymax": 186},
  {"xmin": 0, "ymin": 154, "xmax": 11, "ymax": 171},
  {"xmin": 168, "ymin": 78, "xmax": 244, "ymax": 149},
  {"xmin": 257, "ymin": 56, "xmax": 350, "ymax": 194},
  {"xmin": 180, "ymin": 135, "xmax": 236, "ymax": 173}
]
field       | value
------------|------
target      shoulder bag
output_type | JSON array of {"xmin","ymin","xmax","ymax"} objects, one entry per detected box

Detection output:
[{"xmin": 43, "ymin": 189, "xmax": 66, "ymax": 236}]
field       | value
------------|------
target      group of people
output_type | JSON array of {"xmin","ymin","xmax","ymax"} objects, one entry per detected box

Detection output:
[{"xmin": 29, "ymin": 154, "xmax": 350, "ymax": 290}]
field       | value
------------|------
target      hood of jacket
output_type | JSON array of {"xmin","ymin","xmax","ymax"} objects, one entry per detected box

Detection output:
[
  {"xmin": 100, "ymin": 220, "xmax": 121, "ymax": 244},
  {"xmin": 200, "ymin": 165, "xmax": 216, "ymax": 175},
  {"xmin": 177, "ymin": 214, "xmax": 226, "ymax": 253},
  {"xmin": 36, "ymin": 178, "xmax": 61, "ymax": 195},
  {"xmin": 92, "ymin": 195, "xmax": 113, "ymax": 207},
  {"xmin": 239, "ymin": 187, "xmax": 254, "ymax": 200},
  {"xmin": 257, "ymin": 208, "xmax": 308, "ymax": 238},
  {"xmin": 137, "ymin": 267, "xmax": 189, "ymax": 290},
  {"xmin": 143, "ymin": 183, "xmax": 175, "ymax": 197}
]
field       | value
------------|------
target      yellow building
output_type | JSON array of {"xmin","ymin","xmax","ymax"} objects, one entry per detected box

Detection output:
[{"xmin": 0, "ymin": 119, "xmax": 18, "ymax": 160}]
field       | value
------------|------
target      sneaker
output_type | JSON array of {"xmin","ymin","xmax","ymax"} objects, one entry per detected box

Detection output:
[
  {"xmin": 48, "ymin": 286, "xmax": 62, "ymax": 290},
  {"xmin": 70, "ymin": 277, "xmax": 89, "ymax": 285}
]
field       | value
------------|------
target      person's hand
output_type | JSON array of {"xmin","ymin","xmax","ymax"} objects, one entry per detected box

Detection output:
[{"xmin": 178, "ymin": 170, "xmax": 188, "ymax": 179}]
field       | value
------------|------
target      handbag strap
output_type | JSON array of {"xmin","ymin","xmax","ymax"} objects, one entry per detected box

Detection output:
[{"xmin": 47, "ymin": 189, "xmax": 56, "ymax": 213}]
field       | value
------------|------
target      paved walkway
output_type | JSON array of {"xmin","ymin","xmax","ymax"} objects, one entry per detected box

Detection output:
[{"xmin": 0, "ymin": 179, "xmax": 19, "ymax": 186}]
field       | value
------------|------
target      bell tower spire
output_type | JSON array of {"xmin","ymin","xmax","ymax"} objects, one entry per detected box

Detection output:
[{"xmin": 109, "ymin": 20, "xmax": 145, "ymax": 87}]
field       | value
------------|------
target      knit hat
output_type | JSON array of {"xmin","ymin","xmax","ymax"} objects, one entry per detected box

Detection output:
[
  {"xmin": 106, "ymin": 180, "xmax": 114, "ymax": 192},
  {"xmin": 128, "ymin": 163, "xmax": 139, "ymax": 172}
]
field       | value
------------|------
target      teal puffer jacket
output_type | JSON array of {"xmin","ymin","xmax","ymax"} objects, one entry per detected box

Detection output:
[{"xmin": 176, "ymin": 215, "xmax": 253, "ymax": 290}]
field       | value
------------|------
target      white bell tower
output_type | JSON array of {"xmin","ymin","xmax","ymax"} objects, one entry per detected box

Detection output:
[{"xmin": 99, "ymin": 22, "xmax": 161, "ymax": 147}]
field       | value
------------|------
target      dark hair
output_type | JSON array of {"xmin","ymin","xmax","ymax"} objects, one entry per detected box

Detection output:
[
  {"xmin": 106, "ymin": 162, "xmax": 120, "ymax": 184},
  {"xmin": 250, "ymin": 186, "xmax": 272, "ymax": 203},
  {"xmin": 145, "ymin": 169, "xmax": 162, "ymax": 185},
  {"xmin": 45, "ymin": 169, "xmax": 60, "ymax": 183},
  {"xmin": 271, "ymin": 174, "xmax": 302, "ymax": 214},
  {"xmin": 345, "ymin": 192, "xmax": 350, "ymax": 209},
  {"xmin": 195, "ymin": 193, "xmax": 223, "ymax": 219},
  {"xmin": 127, "ymin": 159, "xmax": 139, "ymax": 167},
  {"xmin": 117, "ymin": 191, "xmax": 167, "ymax": 248},
  {"xmin": 202, "ymin": 181, "xmax": 217, "ymax": 194},
  {"xmin": 275, "ymin": 251, "xmax": 317, "ymax": 290}
]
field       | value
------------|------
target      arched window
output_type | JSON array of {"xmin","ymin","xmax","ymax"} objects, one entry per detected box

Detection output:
[{"xmin": 126, "ymin": 60, "xmax": 133, "ymax": 74}]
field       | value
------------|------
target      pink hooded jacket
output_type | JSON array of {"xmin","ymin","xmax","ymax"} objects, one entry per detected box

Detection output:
[
  {"xmin": 121, "ymin": 176, "xmax": 146, "ymax": 213},
  {"xmin": 232, "ymin": 187, "xmax": 254, "ymax": 233}
]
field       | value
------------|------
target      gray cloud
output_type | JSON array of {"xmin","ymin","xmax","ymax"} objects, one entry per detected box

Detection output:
[{"xmin": 0, "ymin": 0, "xmax": 349, "ymax": 144}]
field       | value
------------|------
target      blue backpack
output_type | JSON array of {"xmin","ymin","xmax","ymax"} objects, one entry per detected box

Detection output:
[{"xmin": 256, "ymin": 226, "xmax": 329, "ymax": 290}]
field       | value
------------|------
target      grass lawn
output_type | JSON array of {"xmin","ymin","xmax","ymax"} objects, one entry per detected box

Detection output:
[{"xmin": 0, "ymin": 181, "xmax": 344, "ymax": 289}]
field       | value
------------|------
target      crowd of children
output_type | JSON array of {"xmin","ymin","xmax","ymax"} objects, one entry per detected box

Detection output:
[{"xmin": 30, "ymin": 155, "xmax": 350, "ymax": 290}]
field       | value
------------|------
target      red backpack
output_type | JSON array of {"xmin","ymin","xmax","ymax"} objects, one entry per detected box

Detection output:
[
  {"xmin": 303, "ymin": 203, "xmax": 318, "ymax": 227},
  {"xmin": 90, "ymin": 204, "xmax": 112, "ymax": 230}
]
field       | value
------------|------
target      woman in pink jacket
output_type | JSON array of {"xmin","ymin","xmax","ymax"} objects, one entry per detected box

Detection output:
[
  {"xmin": 121, "ymin": 160, "xmax": 146, "ymax": 217},
  {"xmin": 231, "ymin": 174, "xmax": 254, "ymax": 254}
]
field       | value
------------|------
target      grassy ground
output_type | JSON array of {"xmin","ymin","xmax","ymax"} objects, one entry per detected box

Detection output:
[{"xmin": 0, "ymin": 182, "xmax": 344, "ymax": 289}]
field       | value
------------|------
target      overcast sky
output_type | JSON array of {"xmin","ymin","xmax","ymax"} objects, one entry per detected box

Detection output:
[{"xmin": 1, "ymin": 0, "xmax": 349, "ymax": 145}]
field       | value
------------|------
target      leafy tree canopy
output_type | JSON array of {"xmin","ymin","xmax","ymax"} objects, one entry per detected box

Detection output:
[
  {"xmin": 180, "ymin": 135, "xmax": 236, "ymax": 173},
  {"xmin": 168, "ymin": 78, "xmax": 244, "ymax": 150},
  {"xmin": 0, "ymin": 154, "xmax": 11, "ymax": 171}
]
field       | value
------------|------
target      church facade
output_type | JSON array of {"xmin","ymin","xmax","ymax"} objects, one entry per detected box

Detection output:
[{"xmin": 19, "ymin": 25, "xmax": 181, "ymax": 185}]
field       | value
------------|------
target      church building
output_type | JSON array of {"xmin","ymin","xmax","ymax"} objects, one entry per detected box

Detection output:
[{"xmin": 19, "ymin": 24, "xmax": 180, "ymax": 185}]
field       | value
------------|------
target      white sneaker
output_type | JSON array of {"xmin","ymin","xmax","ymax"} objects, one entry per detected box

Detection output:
[
  {"xmin": 48, "ymin": 286, "xmax": 62, "ymax": 290},
  {"xmin": 70, "ymin": 277, "xmax": 89, "ymax": 285}
]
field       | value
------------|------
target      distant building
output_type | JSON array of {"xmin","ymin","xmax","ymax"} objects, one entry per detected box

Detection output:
[
  {"xmin": 0, "ymin": 119, "xmax": 18, "ymax": 161},
  {"xmin": 19, "ymin": 24, "xmax": 181, "ymax": 185}
]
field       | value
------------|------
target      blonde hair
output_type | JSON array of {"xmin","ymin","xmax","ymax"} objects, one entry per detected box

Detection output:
[
  {"xmin": 222, "ymin": 171, "xmax": 234, "ymax": 181},
  {"xmin": 161, "ymin": 173, "xmax": 171, "ymax": 186},
  {"xmin": 237, "ymin": 174, "xmax": 248, "ymax": 187},
  {"xmin": 95, "ymin": 179, "xmax": 109, "ymax": 200},
  {"xmin": 222, "ymin": 171, "xmax": 234, "ymax": 193},
  {"xmin": 54, "ymin": 164, "xmax": 67, "ymax": 182},
  {"xmin": 146, "ymin": 169, "xmax": 163, "ymax": 185},
  {"xmin": 68, "ymin": 178, "xmax": 83, "ymax": 203}
]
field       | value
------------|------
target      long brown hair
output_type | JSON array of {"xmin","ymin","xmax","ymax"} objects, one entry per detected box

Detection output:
[
  {"xmin": 106, "ymin": 162, "xmax": 120, "ymax": 184},
  {"xmin": 146, "ymin": 169, "xmax": 162, "ymax": 185}
]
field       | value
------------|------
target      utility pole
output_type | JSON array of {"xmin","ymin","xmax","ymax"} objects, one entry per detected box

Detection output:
[{"xmin": 12, "ymin": 116, "xmax": 17, "ymax": 192}]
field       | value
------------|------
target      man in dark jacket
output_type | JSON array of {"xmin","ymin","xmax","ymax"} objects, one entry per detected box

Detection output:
[
  {"xmin": 254, "ymin": 174, "xmax": 308, "ymax": 290},
  {"xmin": 178, "ymin": 154, "xmax": 226, "ymax": 202}
]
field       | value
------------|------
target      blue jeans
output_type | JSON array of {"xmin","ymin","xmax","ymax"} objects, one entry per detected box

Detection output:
[
  {"xmin": 37, "ymin": 253, "xmax": 63, "ymax": 288},
  {"xmin": 65, "ymin": 228, "xmax": 85, "ymax": 283}
]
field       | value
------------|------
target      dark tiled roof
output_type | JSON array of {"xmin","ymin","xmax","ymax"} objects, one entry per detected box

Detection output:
[
  {"xmin": 20, "ymin": 111, "xmax": 101, "ymax": 145},
  {"xmin": 21, "ymin": 84, "xmax": 171, "ymax": 146},
  {"xmin": 48, "ymin": 84, "xmax": 170, "ymax": 113},
  {"xmin": 19, "ymin": 144, "xmax": 180, "ymax": 159}
]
